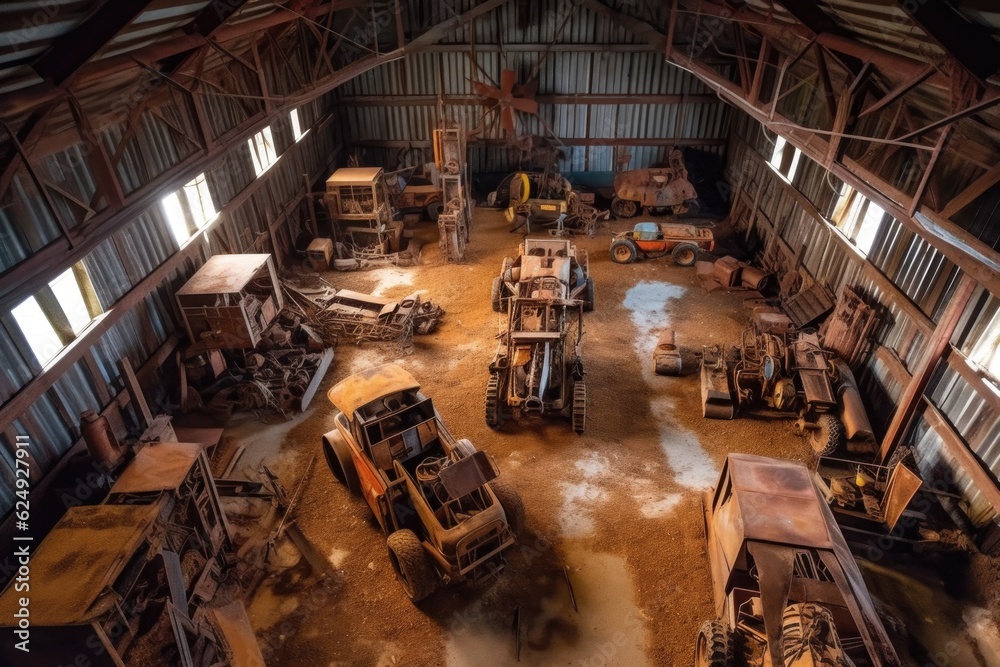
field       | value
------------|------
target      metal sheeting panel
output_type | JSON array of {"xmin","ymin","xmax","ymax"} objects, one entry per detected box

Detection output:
[
  {"xmin": 82, "ymin": 238, "xmax": 132, "ymax": 308},
  {"xmin": 910, "ymin": 410, "xmax": 996, "ymax": 528},
  {"xmin": 0, "ymin": 325, "xmax": 34, "ymax": 403},
  {"xmin": 0, "ymin": 172, "xmax": 65, "ymax": 272}
]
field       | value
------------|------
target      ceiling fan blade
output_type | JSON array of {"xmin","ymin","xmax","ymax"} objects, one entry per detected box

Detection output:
[
  {"xmin": 500, "ymin": 69, "xmax": 517, "ymax": 96},
  {"xmin": 473, "ymin": 81, "xmax": 503, "ymax": 99},
  {"xmin": 508, "ymin": 97, "xmax": 539, "ymax": 115},
  {"xmin": 502, "ymin": 107, "xmax": 517, "ymax": 135},
  {"xmin": 514, "ymin": 79, "xmax": 539, "ymax": 100}
]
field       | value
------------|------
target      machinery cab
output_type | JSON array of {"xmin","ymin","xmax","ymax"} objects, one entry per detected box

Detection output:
[
  {"xmin": 325, "ymin": 167, "xmax": 399, "ymax": 254},
  {"xmin": 703, "ymin": 454, "xmax": 900, "ymax": 667}
]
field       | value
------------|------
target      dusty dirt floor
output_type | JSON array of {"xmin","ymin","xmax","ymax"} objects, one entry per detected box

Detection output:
[{"xmin": 214, "ymin": 209, "xmax": 999, "ymax": 666}]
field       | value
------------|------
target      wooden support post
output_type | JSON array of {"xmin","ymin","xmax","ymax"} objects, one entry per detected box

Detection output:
[
  {"xmin": 117, "ymin": 357, "xmax": 153, "ymax": 427},
  {"xmin": 304, "ymin": 173, "xmax": 318, "ymax": 237},
  {"xmin": 879, "ymin": 273, "xmax": 979, "ymax": 463}
]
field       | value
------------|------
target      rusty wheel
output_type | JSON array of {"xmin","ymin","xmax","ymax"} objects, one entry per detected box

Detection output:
[
  {"xmin": 491, "ymin": 482, "xmax": 525, "ymax": 538},
  {"xmin": 610, "ymin": 239, "xmax": 638, "ymax": 264},
  {"xmin": 672, "ymin": 242, "xmax": 699, "ymax": 267},
  {"xmin": 491, "ymin": 276, "xmax": 504, "ymax": 312},
  {"xmin": 695, "ymin": 620, "xmax": 732, "ymax": 667},
  {"xmin": 323, "ymin": 430, "xmax": 360, "ymax": 494},
  {"xmin": 427, "ymin": 200, "xmax": 444, "ymax": 221},
  {"xmin": 387, "ymin": 529, "xmax": 437, "ymax": 602},
  {"xmin": 611, "ymin": 197, "xmax": 638, "ymax": 218},
  {"xmin": 486, "ymin": 373, "xmax": 503, "ymax": 428},
  {"xmin": 808, "ymin": 414, "xmax": 845, "ymax": 456},
  {"xmin": 572, "ymin": 382, "xmax": 586, "ymax": 434}
]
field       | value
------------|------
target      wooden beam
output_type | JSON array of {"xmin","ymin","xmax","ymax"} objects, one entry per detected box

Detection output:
[
  {"xmin": 893, "ymin": 0, "xmax": 1000, "ymax": 84},
  {"xmin": 352, "ymin": 137, "xmax": 728, "ymax": 149},
  {"xmin": 67, "ymin": 96, "xmax": 126, "ymax": 209},
  {"xmin": 908, "ymin": 127, "xmax": 951, "ymax": 216},
  {"xmin": 940, "ymin": 161, "xmax": 1000, "ymax": 220},
  {"xmin": 880, "ymin": 273, "xmax": 978, "ymax": 462},
  {"xmin": 897, "ymin": 92, "xmax": 1000, "ymax": 142},
  {"xmin": 32, "ymin": 0, "xmax": 155, "ymax": 85},
  {"xmin": 335, "ymin": 93, "xmax": 719, "ymax": 106},
  {"xmin": 117, "ymin": 357, "xmax": 152, "ymax": 427},
  {"xmin": 859, "ymin": 65, "xmax": 935, "ymax": 119}
]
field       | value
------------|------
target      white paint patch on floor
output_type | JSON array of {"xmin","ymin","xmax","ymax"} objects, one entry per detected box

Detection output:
[
  {"xmin": 630, "ymin": 479, "xmax": 683, "ymax": 519},
  {"xmin": 623, "ymin": 281, "xmax": 718, "ymax": 493},
  {"xmin": 328, "ymin": 547, "xmax": 350, "ymax": 569},
  {"xmin": 370, "ymin": 267, "xmax": 414, "ymax": 296},
  {"xmin": 558, "ymin": 451, "xmax": 612, "ymax": 537},
  {"xmin": 651, "ymin": 399, "xmax": 720, "ymax": 491},
  {"xmin": 963, "ymin": 607, "xmax": 1000, "ymax": 667},
  {"xmin": 622, "ymin": 281, "xmax": 687, "ymax": 362},
  {"xmin": 445, "ymin": 549, "xmax": 647, "ymax": 666}
]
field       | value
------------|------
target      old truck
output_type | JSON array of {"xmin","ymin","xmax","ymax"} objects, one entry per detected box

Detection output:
[
  {"xmin": 322, "ymin": 364, "xmax": 524, "ymax": 602},
  {"xmin": 697, "ymin": 453, "xmax": 900, "ymax": 667},
  {"xmin": 611, "ymin": 150, "xmax": 700, "ymax": 218},
  {"xmin": 610, "ymin": 221, "xmax": 715, "ymax": 266},
  {"xmin": 487, "ymin": 238, "xmax": 588, "ymax": 433},
  {"xmin": 491, "ymin": 237, "xmax": 594, "ymax": 313}
]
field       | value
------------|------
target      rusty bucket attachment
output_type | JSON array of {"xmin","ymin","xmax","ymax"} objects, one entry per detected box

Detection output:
[
  {"xmin": 700, "ymin": 345, "xmax": 734, "ymax": 419},
  {"xmin": 654, "ymin": 329, "xmax": 682, "ymax": 376}
]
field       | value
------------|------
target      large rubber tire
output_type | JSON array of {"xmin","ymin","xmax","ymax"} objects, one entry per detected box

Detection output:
[
  {"xmin": 386, "ymin": 529, "xmax": 437, "ymax": 602},
  {"xmin": 322, "ymin": 430, "xmax": 360, "ymax": 494},
  {"xmin": 808, "ymin": 414, "xmax": 845, "ymax": 456},
  {"xmin": 572, "ymin": 382, "xmax": 586, "ymax": 434},
  {"xmin": 583, "ymin": 276, "xmax": 595, "ymax": 312},
  {"xmin": 695, "ymin": 619, "xmax": 732, "ymax": 667},
  {"xmin": 610, "ymin": 239, "xmax": 638, "ymax": 264},
  {"xmin": 485, "ymin": 373, "xmax": 503, "ymax": 429},
  {"xmin": 611, "ymin": 197, "xmax": 638, "ymax": 218},
  {"xmin": 672, "ymin": 242, "xmax": 699, "ymax": 267},
  {"xmin": 427, "ymin": 200, "xmax": 444, "ymax": 221},
  {"xmin": 490, "ymin": 276, "xmax": 504, "ymax": 313},
  {"xmin": 490, "ymin": 481, "xmax": 525, "ymax": 538}
]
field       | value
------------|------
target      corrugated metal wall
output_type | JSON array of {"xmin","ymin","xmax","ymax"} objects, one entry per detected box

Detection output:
[
  {"xmin": 334, "ymin": 0, "xmax": 730, "ymax": 175},
  {"xmin": 729, "ymin": 110, "xmax": 1000, "ymax": 533},
  {"xmin": 0, "ymin": 94, "xmax": 339, "ymax": 517}
]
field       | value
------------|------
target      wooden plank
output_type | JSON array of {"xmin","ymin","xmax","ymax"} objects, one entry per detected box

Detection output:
[
  {"xmin": 880, "ymin": 273, "xmax": 979, "ymax": 462},
  {"xmin": 117, "ymin": 357, "xmax": 152, "ymax": 427}
]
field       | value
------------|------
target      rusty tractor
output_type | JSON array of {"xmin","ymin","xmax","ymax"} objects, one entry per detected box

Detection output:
[
  {"xmin": 700, "ymin": 324, "xmax": 873, "ymax": 457},
  {"xmin": 611, "ymin": 149, "xmax": 699, "ymax": 218},
  {"xmin": 609, "ymin": 221, "xmax": 715, "ymax": 266},
  {"xmin": 487, "ymin": 239, "xmax": 588, "ymax": 433},
  {"xmin": 491, "ymin": 237, "xmax": 594, "ymax": 314},
  {"xmin": 697, "ymin": 453, "xmax": 900, "ymax": 667},
  {"xmin": 322, "ymin": 364, "xmax": 524, "ymax": 602}
]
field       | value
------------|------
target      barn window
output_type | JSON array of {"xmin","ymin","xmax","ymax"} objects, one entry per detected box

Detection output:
[
  {"xmin": 248, "ymin": 126, "xmax": 278, "ymax": 175},
  {"xmin": 11, "ymin": 296, "xmax": 63, "ymax": 366},
  {"xmin": 290, "ymin": 108, "xmax": 304, "ymax": 141}
]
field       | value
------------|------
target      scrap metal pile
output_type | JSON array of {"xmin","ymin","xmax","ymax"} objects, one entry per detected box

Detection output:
[
  {"xmin": 281, "ymin": 277, "xmax": 444, "ymax": 345},
  {"xmin": 200, "ymin": 348, "xmax": 334, "ymax": 418},
  {"xmin": 700, "ymin": 311, "xmax": 876, "ymax": 457}
]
